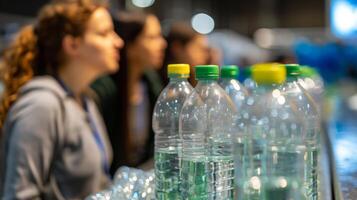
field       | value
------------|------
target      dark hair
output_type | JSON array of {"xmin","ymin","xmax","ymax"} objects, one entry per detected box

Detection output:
[
  {"xmin": 113, "ymin": 11, "xmax": 148, "ymax": 92},
  {"xmin": 161, "ymin": 22, "xmax": 201, "ymax": 83},
  {"xmin": 108, "ymin": 11, "xmax": 149, "ymax": 166},
  {"xmin": 166, "ymin": 22, "xmax": 199, "ymax": 47},
  {"xmin": 0, "ymin": 0, "xmax": 106, "ymax": 129},
  {"xmin": 114, "ymin": 12, "xmax": 147, "ymax": 46}
]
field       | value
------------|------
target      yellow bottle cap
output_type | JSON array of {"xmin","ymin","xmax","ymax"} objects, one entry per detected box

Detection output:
[
  {"xmin": 252, "ymin": 63, "xmax": 286, "ymax": 84},
  {"xmin": 167, "ymin": 64, "xmax": 190, "ymax": 78}
]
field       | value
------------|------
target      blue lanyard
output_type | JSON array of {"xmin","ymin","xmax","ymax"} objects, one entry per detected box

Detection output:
[
  {"xmin": 83, "ymin": 99, "xmax": 110, "ymax": 177},
  {"xmin": 55, "ymin": 77, "xmax": 110, "ymax": 177}
]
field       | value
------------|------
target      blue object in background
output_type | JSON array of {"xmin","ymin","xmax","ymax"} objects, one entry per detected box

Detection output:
[
  {"xmin": 238, "ymin": 66, "xmax": 250, "ymax": 82},
  {"xmin": 294, "ymin": 40, "xmax": 357, "ymax": 83},
  {"xmin": 330, "ymin": 0, "xmax": 357, "ymax": 40}
]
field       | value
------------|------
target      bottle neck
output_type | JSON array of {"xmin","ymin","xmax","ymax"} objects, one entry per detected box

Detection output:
[
  {"xmin": 219, "ymin": 78, "xmax": 232, "ymax": 85},
  {"xmin": 196, "ymin": 79, "xmax": 217, "ymax": 84},
  {"xmin": 221, "ymin": 77, "xmax": 234, "ymax": 81},
  {"xmin": 255, "ymin": 83, "xmax": 282, "ymax": 93},
  {"xmin": 286, "ymin": 75, "xmax": 299, "ymax": 82},
  {"xmin": 169, "ymin": 76, "xmax": 189, "ymax": 83},
  {"xmin": 195, "ymin": 79, "xmax": 219, "ymax": 88},
  {"xmin": 286, "ymin": 76, "xmax": 304, "ymax": 88}
]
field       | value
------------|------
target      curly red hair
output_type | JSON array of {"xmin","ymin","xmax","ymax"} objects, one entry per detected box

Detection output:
[{"xmin": 0, "ymin": 0, "xmax": 107, "ymax": 129}]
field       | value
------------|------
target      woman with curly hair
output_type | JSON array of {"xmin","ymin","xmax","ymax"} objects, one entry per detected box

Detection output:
[{"xmin": 0, "ymin": 0, "xmax": 123, "ymax": 198}]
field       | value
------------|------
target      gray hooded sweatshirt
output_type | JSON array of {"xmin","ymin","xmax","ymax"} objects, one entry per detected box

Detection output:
[{"xmin": 0, "ymin": 76, "xmax": 112, "ymax": 199}]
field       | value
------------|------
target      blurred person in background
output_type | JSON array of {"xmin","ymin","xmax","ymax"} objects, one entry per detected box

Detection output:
[
  {"xmin": 92, "ymin": 12, "xmax": 167, "ymax": 173},
  {"xmin": 162, "ymin": 22, "xmax": 209, "ymax": 86},
  {"xmin": 0, "ymin": 62, "xmax": 4, "ymax": 99},
  {"xmin": 0, "ymin": 0, "xmax": 123, "ymax": 198},
  {"xmin": 207, "ymin": 30, "xmax": 271, "ymax": 67},
  {"xmin": 207, "ymin": 46, "xmax": 223, "ymax": 66}
]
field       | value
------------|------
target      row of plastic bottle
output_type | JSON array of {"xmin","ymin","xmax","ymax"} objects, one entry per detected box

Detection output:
[
  {"xmin": 153, "ymin": 63, "xmax": 324, "ymax": 200},
  {"xmin": 86, "ymin": 63, "xmax": 324, "ymax": 200}
]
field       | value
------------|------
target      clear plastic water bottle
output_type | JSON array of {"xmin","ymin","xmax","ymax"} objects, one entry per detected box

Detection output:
[
  {"xmin": 242, "ymin": 66, "xmax": 257, "ymax": 93},
  {"xmin": 180, "ymin": 65, "xmax": 236, "ymax": 200},
  {"xmin": 299, "ymin": 66, "xmax": 329, "ymax": 200},
  {"xmin": 283, "ymin": 64, "xmax": 321, "ymax": 200},
  {"xmin": 218, "ymin": 65, "xmax": 249, "ymax": 199},
  {"xmin": 219, "ymin": 65, "xmax": 248, "ymax": 110},
  {"xmin": 239, "ymin": 63, "xmax": 306, "ymax": 199},
  {"xmin": 298, "ymin": 65, "xmax": 324, "ymax": 114},
  {"xmin": 152, "ymin": 64, "xmax": 193, "ymax": 200}
]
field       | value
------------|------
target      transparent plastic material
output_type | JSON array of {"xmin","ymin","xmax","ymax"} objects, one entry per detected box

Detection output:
[
  {"xmin": 243, "ymin": 77, "xmax": 257, "ymax": 93},
  {"xmin": 299, "ymin": 73, "xmax": 329, "ymax": 199},
  {"xmin": 237, "ymin": 83, "xmax": 307, "ymax": 200},
  {"xmin": 242, "ymin": 67, "xmax": 257, "ymax": 93},
  {"xmin": 152, "ymin": 77, "xmax": 193, "ymax": 200},
  {"xmin": 85, "ymin": 167, "xmax": 155, "ymax": 200},
  {"xmin": 219, "ymin": 77, "xmax": 249, "ymax": 199},
  {"xmin": 85, "ymin": 190, "xmax": 112, "ymax": 200},
  {"xmin": 111, "ymin": 167, "xmax": 155, "ymax": 200},
  {"xmin": 284, "ymin": 76, "xmax": 321, "ymax": 199},
  {"xmin": 180, "ymin": 80, "xmax": 236, "ymax": 200},
  {"xmin": 219, "ymin": 78, "xmax": 249, "ymax": 111},
  {"xmin": 298, "ymin": 75, "xmax": 324, "ymax": 114}
]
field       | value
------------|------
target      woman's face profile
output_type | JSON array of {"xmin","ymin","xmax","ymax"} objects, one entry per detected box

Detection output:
[
  {"xmin": 129, "ymin": 15, "xmax": 167, "ymax": 70},
  {"xmin": 75, "ymin": 8, "xmax": 124, "ymax": 74}
]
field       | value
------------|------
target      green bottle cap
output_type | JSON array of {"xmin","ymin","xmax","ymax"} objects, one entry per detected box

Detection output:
[
  {"xmin": 285, "ymin": 64, "xmax": 301, "ymax": 77},
  {"xmin": 243, "ymin": 66, "xmax": 253, "ymax": 78},
  {"xmin": 221, "ymin": 65, "xmax": 239, "ymax": 79},
  {"xmin": 195, "ymin": 65, "xmax": 219, "ymax": 80}
]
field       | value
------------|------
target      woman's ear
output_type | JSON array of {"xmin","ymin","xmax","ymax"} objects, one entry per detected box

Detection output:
[{"xmin": 62, "ymin": 35, "xmax": 81, "ymax": 57}]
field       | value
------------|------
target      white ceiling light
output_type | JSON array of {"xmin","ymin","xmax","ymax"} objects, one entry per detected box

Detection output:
[
  {"xmin": 132, "ymin": 0, "xmax": 155, "ymax": 8},
  {"xmin": 191, "ymin": 13, "xmax": 215, "ymax": 34}
]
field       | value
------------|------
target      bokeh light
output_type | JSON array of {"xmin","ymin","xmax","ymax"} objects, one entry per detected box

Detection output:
[{"xmin": 191, "ymin": 13, "xmax": 215, "ymax": 34}]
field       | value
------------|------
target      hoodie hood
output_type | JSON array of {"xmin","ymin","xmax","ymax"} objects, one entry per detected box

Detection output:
[{"xmin": 19, "ymin": 76, "xmax": 67, "ymax": 99}]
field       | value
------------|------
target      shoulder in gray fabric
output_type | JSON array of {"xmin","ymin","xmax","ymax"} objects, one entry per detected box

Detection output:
[
  {"xmin": 0, "ymin": 76, "xmax": 68, "ymax": 200},
  {"xmin": 20, "ymin": 76, "xmax": 67, "ymax": 99},
  {"xmin": 5, "ymin": 76, "xmax": 67, "ymax": 124},
  {"xmin": 1, "ymin": 75, "xmax": 111, "ymax": 199}
]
